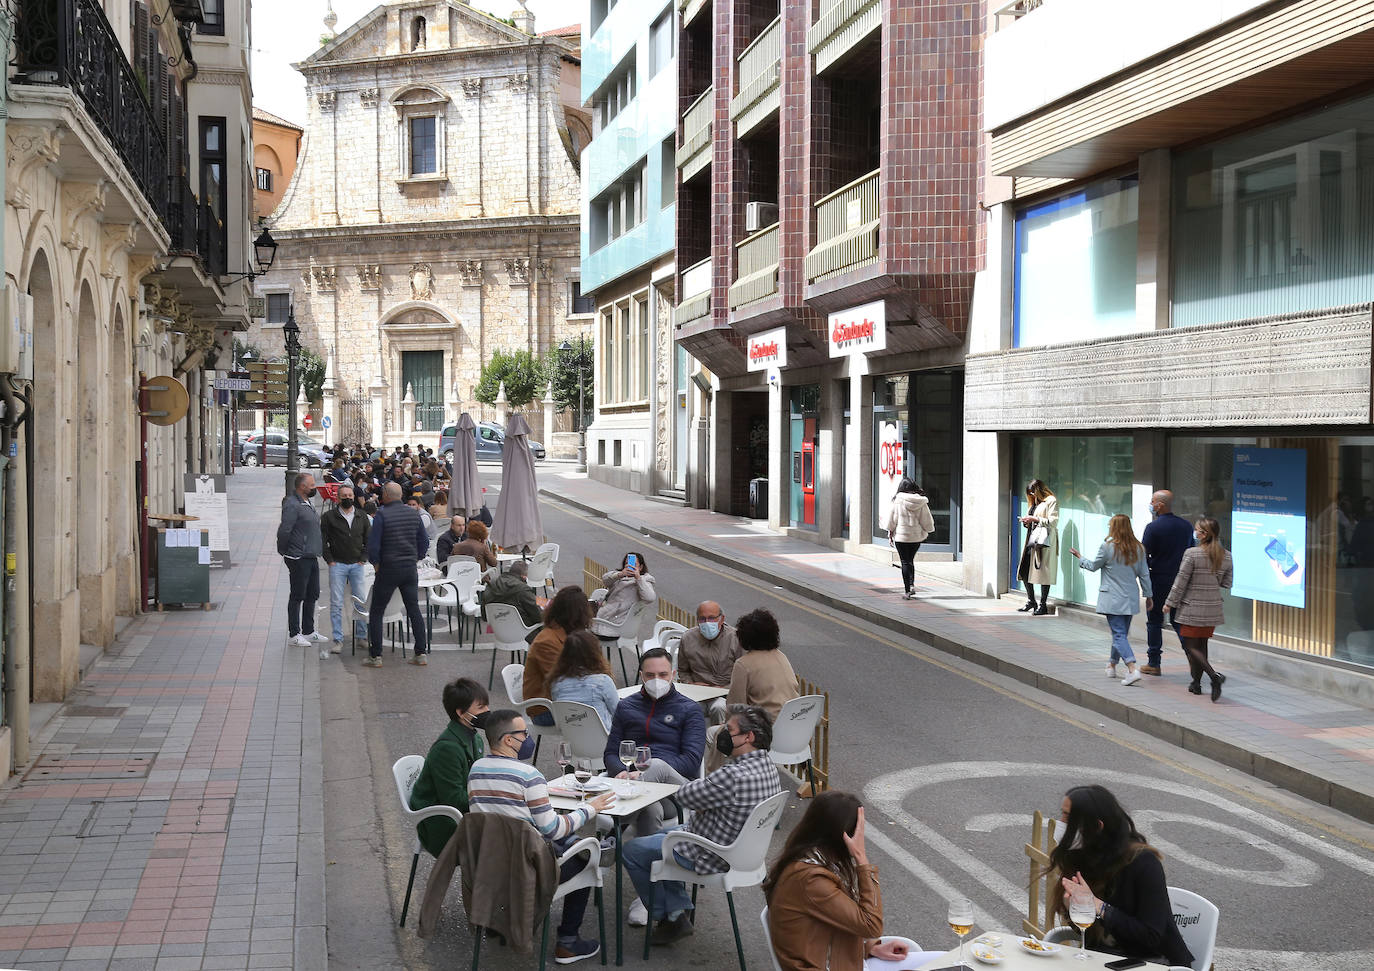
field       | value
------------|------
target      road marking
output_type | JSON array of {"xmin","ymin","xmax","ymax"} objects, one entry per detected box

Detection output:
[
  {"xmin": 544, "ymin": 499, "xmax": 1374, "ymax": 849},
  {"xmin": 1133, "ymin": 810, "xmax": 1321, "ymax": 888}
]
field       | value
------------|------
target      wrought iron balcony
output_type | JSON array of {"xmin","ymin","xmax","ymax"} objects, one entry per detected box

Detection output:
[
  {"xmin": 167, "ymin": 176, "xmax": 227, "ymax": 279},
  {"xmin": 677, "ymin": 86, "xmax": 714, "ymax": 181},
  {"xmin": 729, "ymin": 223, "xmax": 779, "ymax": 310},
  {"xmin": 13, "ymin": 0, "xmax": 170, "ymax": 225},
  {"xmin": 805, "ymin": 168, "xmax": 879, "ymax": 283},
  {"xmin": 198, "ymin": 203, "xmax": 227, "ymax": 279}
]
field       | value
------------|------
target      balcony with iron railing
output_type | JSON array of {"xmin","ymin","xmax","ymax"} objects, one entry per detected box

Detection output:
[
  {"xmin": 805, "ymin": 169, "xmax": 879, "ymax": 284},
  {"xmin": 728, "ymin": 224, "xmax": 780, "ymax": 310},
  {"xmin": 808, "ymin": 0, "xmax": 881, "ymax": 76},
  {"xmin": 167, "ymin": 176, "xmax": 228, "ymax": 280},
  {"xmin": 675, "ymin": 257, "xmax": 712, "ymax": 326},
  {"xmin": 13, "ymin": 0, "xmax": 170, "ymax": 227},
  {"xmin": 730, "ymin": 16, "xmax": 782, "ymax": 138},
  {"xmin": 677, "ymin": 86, "xmax": 714, "ymax": 182}
]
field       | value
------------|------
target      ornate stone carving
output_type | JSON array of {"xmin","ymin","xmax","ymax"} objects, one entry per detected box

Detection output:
[
  {"xmin": 504, "ymin": 258, "xmax": 530, "ymax": 286},
  {"xmin": 458, "ymin": 260, "xmax": 483, "ymax": 287},
  {"xmin": 300, "ymin": 268, "xmax": 313, "ymax": 292},
  {"xmin": 409, "ymin": 262, "xmax": 433, "ymax": 300},
  {"xmin": 61, "ymin": 179, "xmax": 109, "ymax": 250},
  {"xmin": 536, "ymin": 259, "xmax": 552, "ymax": 281},
  {"xmin": 461, "ymin": 77, "xmax": 483, "ymax": 98},
  {"xmin": 312, "ymin": 265, "xmax": 338, "ymax": 291},
  {"xmin": 508, "ymin": 73, "xmax": 530, "ymax": 94},
  {"xmin": 6, "ymin": 126, "xmax": 62, "ymax": 209},
  {"xmin": 101, "ymin": 222, "xmax": 140, "ymax": 279},
  {"xmin": 357, "ymin": 264, "xmax": 381, "ymax": 290},
  {"xmin": 317, "ymin": 90, "xmax": 337, "ymax": 112},
  {"xmin": 359, "ymin": 87, "xmax": 380, "ymax": 108}
]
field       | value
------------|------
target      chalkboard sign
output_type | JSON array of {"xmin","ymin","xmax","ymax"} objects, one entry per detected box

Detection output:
[{"xmin": 156, "ymin": 527, "xmax": 211, "ymax": 609}]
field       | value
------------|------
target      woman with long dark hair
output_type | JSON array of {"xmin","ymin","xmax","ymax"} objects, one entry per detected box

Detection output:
[
  {"xmin": 549, "ymin": 629, "xmax": 619, "ymax": 729},
  {"xmin": 523, "ymin": 587, "xmax": 594, "ymax": 726},
  {"xmin": 1046, "ymin": 785, "xmax": 1192, "ymax": 967},
  {"xmin": 764, "ymin": 792, "xmax": 935, "ymax": 970},
  {"xmin": 1018, "ymin": 479, "xmax": 1059, "ymax": 615},
  {"xmin": 1164, "ymin": 516, "xmax": 1234, "ymax": 701},
  {"xmin": 885, "ymin": 478, "xmax": 934, "ymax": 600}
]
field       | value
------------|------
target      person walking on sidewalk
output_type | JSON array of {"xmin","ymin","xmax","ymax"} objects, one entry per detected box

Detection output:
[
  {"xmin": 320, "ymin": 484, "xmax": 370, "ymax": 654},
  {"xmin": 885, "ymin": 477, "xmax": 935, "ymax": 600},
  {"xmin": 278, "ymin": 472, "xmax": 326, "ymax": 648},
  {"xmin": 1017, "ymin": 479, "xmax": 1059, "ymax": 615},
  {"xmin": 1164, "ymin": 517, "xmax": 1233, "ymax": 702},
  {"xmin": 1071, "ymin": 515, "xmax": 1153, "ymax": 687},
  {"xmin": 365, "ymin": 481, "xmax": 431, "ymax": 668},
  {"xmin": 1140, "ymin": 490, "xmax": 1193, "ymax": 676}
]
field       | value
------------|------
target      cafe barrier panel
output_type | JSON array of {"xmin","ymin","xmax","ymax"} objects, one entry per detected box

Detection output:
[{"xmin": 1023, "ymin": 809, "xmax": 1060, "ymax": 939}]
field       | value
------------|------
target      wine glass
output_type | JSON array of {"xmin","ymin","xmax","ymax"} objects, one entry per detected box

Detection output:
[
  {"xmin": 573, "ymin": 758, "xmax": 593, "ymax": 803},
  {"xmin": 619, "ymin": 740, "xmax": 637, "ymax": 796},
  {"xmin": 947, "ymin": 898, "xmax": 974, "ymax": 969},
  {"xmin": 635, "ymin": 745, "xmax": 651, "ymax": 774},
  {"xmin": 1068, "ymin": 895, "xmax": 1096, "ymax": 961},
  {"xmin": 555, "ymin": 741, "xmax": 572, "ymax": 778}
]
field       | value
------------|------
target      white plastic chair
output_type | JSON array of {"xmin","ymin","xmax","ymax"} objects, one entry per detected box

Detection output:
[
  {"xmin": 759, "ymin": 906, "xmax": 927, "ymax": 971},
  {"xmin": 525, "ymin": 546, "xmax": 558, "ymax": 597},
  {"xmin": 551, "ymin": 700, "xmax": 610, "ymax": 763},
  {"xmin": 642, "ymin": 790, "xmax": 789, "ymax": 966},
  {"xmin": 643, "ymin": 620, "xmax": 687, "ymax": 657},
  {"xmin": 486, "ymin": 602, "xmax": 539, "ymax": 676},
  {"xmin": 537, "ymin": 836, "xmax": 606, "ymax": 971},
  {"xmin": 768, "ymin": 694, "xmax": 825, "ymax": 796},
  {"xmin": 538, "ymin": 541, "xmax": 560, "ymax": 564},
  {"xmin": 598, "ymin": 599, "xmax": 656, "ymax": 684},
  {"xmin": 1169, "ymin": 886, "xmax": 1218, "ymax": 971},
  {"xmin": 391, "ymin": 755, "xmax": 462, "ymax": 928},
  {"xmin": 501, "ymin": 662, "xmax": 526, "ymax": 705},
  {"xmin": 500, "ymin": 662, "xmax": 560, "ymax": 764},
  {"xmin": 428, "ymin": 560, "xmax": 482, "ymax": 648},
  {"xmin": 659, "ymin": 629, "xmax": 685, "ymax": 671},
  {"xmin": 351, "ymin": 584, "xmax": 406, "ymax": 657}
]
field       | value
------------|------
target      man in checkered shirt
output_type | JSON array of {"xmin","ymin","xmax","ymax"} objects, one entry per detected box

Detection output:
[{"xmin": 621, "ymin": 704, "xmax": 782, "ymax": 946}]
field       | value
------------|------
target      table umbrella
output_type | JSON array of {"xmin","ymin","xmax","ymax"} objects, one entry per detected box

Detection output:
[
  {"xmin": 491, "ymin": 414, "xmax": 543, "ymax": 553},
  {"xmin": 447, "ymin": 413, "xmax": 483, "ymax": 519}
]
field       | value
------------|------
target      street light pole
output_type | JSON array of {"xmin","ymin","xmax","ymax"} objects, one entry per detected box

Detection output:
[{"xmin": 283, "ymin": 307, "xmax": 301, "ymax": 498}]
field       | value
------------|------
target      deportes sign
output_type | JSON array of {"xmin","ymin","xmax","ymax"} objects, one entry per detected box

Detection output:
[
  {"xmin": 828, "ymin": 300, "xmax": 886, "ymax": 357},
  {"xmin": 746, "ymin": 327, "xmax": 787, "ymax": 372}
]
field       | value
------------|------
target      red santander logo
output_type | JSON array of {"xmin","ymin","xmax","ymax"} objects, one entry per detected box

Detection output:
[
  {"xmin": 749, "ymin": 340, "xmax": 779, "ymax": 362},
  {"xmin": 832, "ymin": 317, "xmax": 876, "ymax": 346}
]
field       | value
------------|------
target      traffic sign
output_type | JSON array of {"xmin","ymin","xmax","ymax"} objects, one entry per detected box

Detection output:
[
  {"xmin": 303, "ymin": 414, "xmax": 313, "ymax": 428},
  {"xmin": 322, "ymin": 416, "xmax": 332, "ymax": 429}
]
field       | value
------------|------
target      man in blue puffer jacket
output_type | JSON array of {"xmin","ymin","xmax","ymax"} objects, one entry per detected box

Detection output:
[{"xmin": 605, "ymin": 648, "xmax": 705, "ymax": 837}]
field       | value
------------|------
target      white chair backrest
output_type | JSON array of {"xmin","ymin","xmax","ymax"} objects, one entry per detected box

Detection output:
[
  {"xmin": 759, "ymin": 907, "xmax": 784, "ymax": 971},
  {"xmin": 447, "ymin": 559, "xmax": 482, "ymax": 602},
  {"xmin": 715, "ymin": 791, "xmax": 789, "ymax": 873},
  {"xmin": 525, "ymin": 548, "xmax": 556, "ymax": 584},
  {"xmin": 427, "ymin": 536, "xmax": 440, "ymax": 560},
  {"xmin": 384, "ymin": 589, "xmax": 405, "ymax": 623},
  {"xmin": 551, "ymin": 701, "xmax": 609, "ymax": 761},
  {"xmin": 433, "ymin": 516, "xmax": 452, "ymax": 536},
  {"xmin": 488, "ymin": 602, "xmax": 536, "ymax": 646},
  {"xmin": 392, "ymin": 755, "xmax": 425, "ymax": 817},
  {"xmin": 502, "ymin": 663, "xmax": 525, "ymax": 704},
  {"xmin": 621, "ymin": 599, "xmax": 655, "ymax": 640},
  {"xmin": 660, "ymin": 630, "xmax": 685, "ymax": 668},
  {"xmin": 536, "ymin": 542, "xmax": 560, "ymax": 563},
  {"xmin": 650, "ymin": 620, "xmax": 687, "ymax": 650},
  {"xmin": 770, "ymin": 694, "xmax": 824, "ymax": 757},
  {"xmin": 1168, "ymin": 887, "xmax": 1218, "ymax": 971}
]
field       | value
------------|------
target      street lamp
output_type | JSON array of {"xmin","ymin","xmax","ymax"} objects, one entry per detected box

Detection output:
[
  {"xmin": 559, "ymin": 338, "xmax": 589, "ymax": 472},
  {"xmin": 283, "ymin": 306, "xmax": 301, "ymax": 497},
  {"xmin": 220, "ymin": 227, "xmax": 280, "ymax": 283}
]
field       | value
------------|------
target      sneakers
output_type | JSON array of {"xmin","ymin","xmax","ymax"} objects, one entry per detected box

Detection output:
[
  {"xmin": 307, "ymin": 631, "xmax": 330, "ymax": 642},
  {"xmin": 650, "ymin": 912, "xmax": 694, "ymax": 946},
  {"xmin": 331, "ymin": 640, "xmax": 343, "ymax": 655},
  {"xmin": 1105, "ymin": 665, "xmax": 1118, "ymax": 679},
  {"xmin": 1140, "ymin": 665, "xmax": 1161, "ymax": 676},
  {"xmin": 1121, "ymin": 670, "xmax": 1142, "ymax": 687},
  {"xmin": 553, "ymin": 938, "xmax": 600, "ymax": 965},
  {"xmin": 627, "ymin": 897, "xmax": 648, "ymax": 927},
  {"xmin": 407, "ymin": 654, "xmax": 428, "ymax": 666},
  {"xmin": 288, "ymin": 634, "xmax": 311, "ymax": 648},
  {"xmin": 363, "ymin": 656, "xmax": 383, "ymax": 668}
]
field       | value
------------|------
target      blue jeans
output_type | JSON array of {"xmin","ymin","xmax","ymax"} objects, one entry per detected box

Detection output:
[
  {"xmin": 1145, "ymin": 580, "xmax": 1182, "ymax": 667},
  {"xmin": 329, "ymin": 562, "xmax": 368, "ymax": 642},
  {"xmin": 622, "ymin": 826, "xmax": 697, "ymax": 921},
  {"xmin": 1107, "ymin": 614, "xmax": 1136, "ymax": 665}
]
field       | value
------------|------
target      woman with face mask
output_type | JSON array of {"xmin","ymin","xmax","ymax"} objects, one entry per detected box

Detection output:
[{"xmin": 1164, "ymin": 516, "xmax": 1234, "ymax": 701}]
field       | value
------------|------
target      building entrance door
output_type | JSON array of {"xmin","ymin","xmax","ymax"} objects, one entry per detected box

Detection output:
[{"xmin": 401, "ymin": 351, "xmax": 444, "ymax": 432}]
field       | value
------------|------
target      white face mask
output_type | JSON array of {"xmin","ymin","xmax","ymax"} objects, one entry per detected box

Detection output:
[{"xmin": 642, "ymin": 676, "xmax": 671, "ymax": 699}]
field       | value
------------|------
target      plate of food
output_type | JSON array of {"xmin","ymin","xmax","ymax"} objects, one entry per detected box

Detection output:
[
  {"xmin": 970, "ymin": 941, "xmax": 1003, "ymax": 964},
  {"xmin": 1017, "ymin": 937, "xmax": 1062, "ymax": 957},
  {"xmin": 578, "ymin": 779, "xmax": 612, "ymax": 794}
]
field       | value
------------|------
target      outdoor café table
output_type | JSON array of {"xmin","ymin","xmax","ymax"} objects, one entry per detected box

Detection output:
[
  {"xmin": 549, "ymin": 775, "xmax": 681, "ymax": 966},
  {"xmin": 617, "ymin": 682, "xmax": 729, "ymax": 705},
  {"xmin": 913, "ymin": 936, "xmax": 1171, "ymax": 970}
]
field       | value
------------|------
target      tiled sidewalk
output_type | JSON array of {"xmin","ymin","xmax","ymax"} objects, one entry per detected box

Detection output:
[
  {"xmin": 538, "ymin": 468, "xmax": 1374, "ymax": 823},
  {"xmin": 0, "ymin": 472, "xmax": 325, "ymax": 971}
]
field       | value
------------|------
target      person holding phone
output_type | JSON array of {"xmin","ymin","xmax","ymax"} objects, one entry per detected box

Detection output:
[
  {"xmin": 1017, "ymin": 479, "xmax": 1059, "ymax": 615},
  {"xmin": 591, "ymin": 551, "xmax": 657, "ymax": 639},
  {"xmin": 1164, "ymin": 517, "xmax": 1234, "ymax": 701}
]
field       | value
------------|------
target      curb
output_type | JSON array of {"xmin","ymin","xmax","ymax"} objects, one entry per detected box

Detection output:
[{"xmin": 540, "ymin": 487, "xmax": 1374, "ymax": 824}]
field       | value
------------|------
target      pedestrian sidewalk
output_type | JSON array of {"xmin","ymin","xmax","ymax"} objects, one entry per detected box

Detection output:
[
  {"xmin": 538, "ymin": 470, "xmax": 1374, "ymax": 824},
  {"xmin": 0, "ymin": 472, "xmax": 325, "ymax": 971}
]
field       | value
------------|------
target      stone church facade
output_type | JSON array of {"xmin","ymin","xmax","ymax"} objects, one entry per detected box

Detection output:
[{"xmin": 249, "ymin": 1, "xmax": 586, "ymax": 447}]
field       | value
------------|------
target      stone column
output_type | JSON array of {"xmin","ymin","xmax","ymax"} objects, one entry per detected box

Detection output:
[
  {"xmin": 448, "ymin": 380, "xmax": 463, "ymax": 429},
  {"xmin": 400, "ymin": 383, "xmax": 417, "ymax": 436},
  {"xmin": 494, "ymin": 380, "xmax": 508, "ymax": 427},
  {"xmin": 541, "ymin": 381, "xmax": 555, "ymax": 447},
  {"xmin": 817, "ymin": 370, "xmax": 845, "ymax": 541},
  {"xmin": 321, "ymin": 349, "xmax": 338, "ymax": 447},
  {"xmin": 846, "ymin": 357, "xmax": 874, "ymax": 546},
  {"xmin": 370, "ymin": 375, "xmax": 387, "ymax": 446}
]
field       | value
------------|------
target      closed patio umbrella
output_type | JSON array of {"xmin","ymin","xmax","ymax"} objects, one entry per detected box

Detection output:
[
  {"xmin": 491, "ymin": 414, "xmax": 543, "ymax": 553},
  {"xmin": 447, "ymin": 413, "xmax": 483, "ymax": 519}
]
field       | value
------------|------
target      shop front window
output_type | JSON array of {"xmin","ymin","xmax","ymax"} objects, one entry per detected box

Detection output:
[
  {"xmin": 873, "ymin": 371, "xmax": 962, "ymax": 551},
  {"xmin": 1012, "ymin": 436, "xmax": 1135, "ymax": 605}
]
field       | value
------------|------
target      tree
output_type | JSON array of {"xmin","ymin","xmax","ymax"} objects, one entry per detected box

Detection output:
[
  {"xmin": 299, "ymin": 347, "xmax": 326, "ymax": 403},
  {"xmin": 546, "ymin": 336, "xmax": 594, "ymax": 430},
  {"xmin": 474, "ymin": 349, "xmax": 543, "ymax": 408}
]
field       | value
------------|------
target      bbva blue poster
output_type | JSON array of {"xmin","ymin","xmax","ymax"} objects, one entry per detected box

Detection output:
[{"xmin": 1231, "ymin": 447, "xmax": 1306, "ymax": 609}]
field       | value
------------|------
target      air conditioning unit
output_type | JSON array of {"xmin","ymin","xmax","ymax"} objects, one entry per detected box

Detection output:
[{"xmin": 745, "ymin": 202, "xmax": 778, "ymax": 233}]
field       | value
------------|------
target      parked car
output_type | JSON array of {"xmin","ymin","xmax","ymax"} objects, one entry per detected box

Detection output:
[
  {"xmin": 237, "ymin": 431, "xmax": 331, "ymax": 468},
  {"xmin": 438, "ymin": 422, "xmax": 546, "ymax": 463}
]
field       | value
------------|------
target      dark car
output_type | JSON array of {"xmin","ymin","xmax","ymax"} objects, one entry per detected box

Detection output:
[
  {"xmin": 237, "ymin": 431, "xmax": 331, "ymax": 468},
  {"xmin": 438, "ymin": 422, "xmax": 546, "ymax": 463}
]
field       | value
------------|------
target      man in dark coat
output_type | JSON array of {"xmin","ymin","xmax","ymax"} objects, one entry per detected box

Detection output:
[{"xmin": 365, "ymin": 481, "xmax": 430, "ymax": 667}]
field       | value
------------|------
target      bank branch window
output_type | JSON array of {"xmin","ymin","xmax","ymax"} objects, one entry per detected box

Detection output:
[
  {"xmin": 1013, "ymin": 176, "xmax": 1139, "ymax": 347},
  {"xmin": 1172, "ymin": 90, "xmax": 1374, "ymax": 328}
]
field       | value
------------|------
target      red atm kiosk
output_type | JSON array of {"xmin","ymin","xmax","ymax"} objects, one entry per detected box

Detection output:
[{"xmin": 801, "ymin": 418, "xmax": 817, "ymax": 526}]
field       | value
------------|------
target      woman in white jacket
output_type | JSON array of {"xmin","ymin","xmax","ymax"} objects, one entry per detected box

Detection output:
[{"xmin": 886, "ymin": 479, "xmax": 935, "ymax": 600}]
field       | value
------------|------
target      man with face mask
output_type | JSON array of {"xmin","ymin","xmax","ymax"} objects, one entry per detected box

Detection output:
[
  {"xmin": 278, "ymin": 472, "xmax": 325, "ymax": 647},
  {"xmin": 620, "ymin": 704, "xmax": 782, "ymax": 945},
  {"xmin": 468, "ymin": 709, "xmax": 615, "ymax": 965},
  {"xmin": 409, "ymin": 678, "xmax": 490, "ymax": 857},
  {"xmin": 604, "ymin": 649, "xmax": 706, "ymax": 839},
  {"xmin": 320, "ymin": 484, "xmax": 371, "ymax": 653},
  {"xmin": 675, "ymin": 601, "xmax": 741, "ymax": 726}
]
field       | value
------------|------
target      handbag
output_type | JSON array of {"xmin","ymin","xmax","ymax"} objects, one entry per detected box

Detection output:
[{"xmin": 1028, "ymin": 523, "xmax": 1050, "ymax": 549}]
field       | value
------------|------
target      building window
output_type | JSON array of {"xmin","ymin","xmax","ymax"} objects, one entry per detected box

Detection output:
[
  {"xmin": 1013, "ymin": 175, "xmax": 1139, "ymax": 348},
  {"xmin": 590, "ymin": 0, "xmax": 618, "ymax": 34},
  {"xmin": 660, "ymin": 136, "xmax": 675, "ymax": 209},
  {"xmin": 409, "ymin": 116, "xmax": 437, "ymax": 175},
  {"xmin": 590, "ymin": 158, "xmax": 648, "ymax": 250},
  {"xmin": 649, "ymin": 6, "xmax": 676, "ymax": 78},
  {"xmin": 570, "ymin": 281, "xmax": 595, "ymax": 315},
  {"xmin": 637, "ymin": 296, "xmax": 649, "ymax": 400},
  {"xmin": 595, "ymin": 50, "xmax": 637, "ymax": 130},
  {"xmin": 1172, "ymin": 89, "xmax": 1374, "ymax": 329},
  {"xmin": 255, "ymin": 167, "xmax": 273, "ymax": 192},
  {"xmin": 199, "ymin": 0, "xmax": 224, "ymax": 35},
  {"xmin": 199, "ymin": 117, "xmax": 228, "ymax": 251},
  {"xmin": 266, "ymin": 293, "xmax": 291, "ymax": 324}
]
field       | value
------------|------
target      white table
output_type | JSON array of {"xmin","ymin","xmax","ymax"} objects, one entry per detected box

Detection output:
[
  {"xmin": 616, "ymin": 682, "xmax": 729, "ymax": 704},
  {"xmin": 549, "ymin": 777, "xmax": 682, "ymax": 966},
  {"xmin": 914, "ymin": 934, "xmax": 1171, "ymax": 970}
]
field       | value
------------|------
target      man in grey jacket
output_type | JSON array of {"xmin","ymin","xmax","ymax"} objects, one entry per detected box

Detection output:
[{"xmin": 278, "ymin": 472, "xmax": 325, "ymax": 647}]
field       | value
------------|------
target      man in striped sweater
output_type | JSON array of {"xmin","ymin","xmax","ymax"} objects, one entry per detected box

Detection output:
[{"xmin": 468, "ymin": 710, "xmax": 615, "ymax": 965}]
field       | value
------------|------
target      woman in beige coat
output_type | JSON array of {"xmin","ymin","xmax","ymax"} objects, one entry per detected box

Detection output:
[
  {"xmin": 1018, "ymin": 479, "xmax": 1059, "ymax": 615},
  {"xmin": 1165, "ymin": 516, "xmax": 1233, "ymax": 701}
]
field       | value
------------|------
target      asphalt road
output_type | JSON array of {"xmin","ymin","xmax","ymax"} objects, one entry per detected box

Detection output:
[{"xmin": 314, "ymin": 468, "xmax": 1374, "ymax": 970}]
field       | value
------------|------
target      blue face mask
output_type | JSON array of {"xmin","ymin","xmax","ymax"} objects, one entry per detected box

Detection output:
[
  {"xmin": 515, "ymin": 734, "xmax": 536, "ymax": 761},
  {"xmin": 699, "ymin": 621, "xmax": 721, "ymax": 640}
]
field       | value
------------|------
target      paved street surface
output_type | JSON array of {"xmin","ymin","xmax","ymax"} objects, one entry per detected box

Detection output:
[{"xmin": 3, "ymin": 466, "xmax": 1374, "ymax": 969}]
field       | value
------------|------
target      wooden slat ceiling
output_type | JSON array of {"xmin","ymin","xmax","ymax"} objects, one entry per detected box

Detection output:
[{"xmin": 991, "ymin": 1, "xmax": 1374, "ymax": 179}]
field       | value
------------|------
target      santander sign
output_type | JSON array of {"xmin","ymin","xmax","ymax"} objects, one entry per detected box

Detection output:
[
  {"xmin": 828, "ymin": 300, "xmax": 886, "ymax": 357},
  {"xmin": 746, "ymin": 326, "xmax": 788, "ymax": 372}
]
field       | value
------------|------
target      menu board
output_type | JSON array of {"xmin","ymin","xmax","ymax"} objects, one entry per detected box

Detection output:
[{"xmin": 183, "ymin": 474, "xmax": 231, "ymax": 568}]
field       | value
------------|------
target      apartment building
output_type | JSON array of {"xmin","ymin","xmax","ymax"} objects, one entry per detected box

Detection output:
[
  {"xmin": 252, "ymin": 107, "xmax": 304, "ymax": 223},
  {"xmin": 968, "ymin": 0, "xmax": 1374, "ymax": 669}
]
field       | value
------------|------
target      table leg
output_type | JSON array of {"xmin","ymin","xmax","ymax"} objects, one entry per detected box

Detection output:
[{"xmin": 614, "ymin": 818, "xmax": 624, "ymax": 966}]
